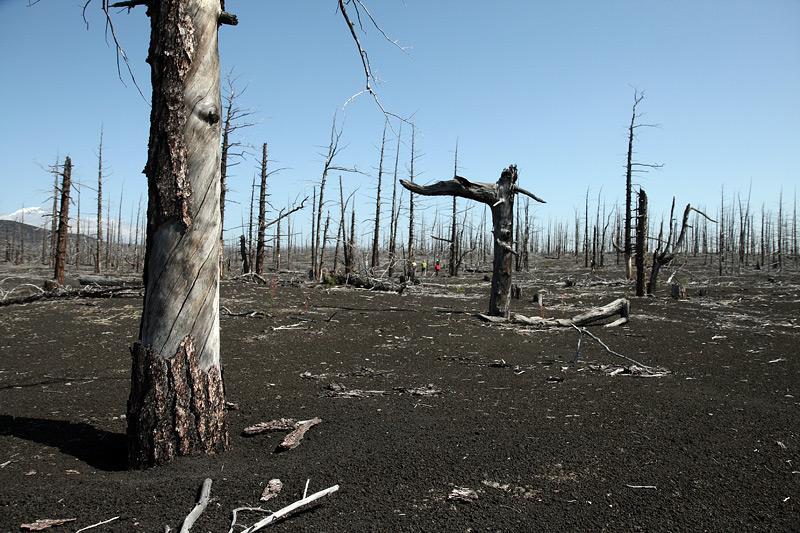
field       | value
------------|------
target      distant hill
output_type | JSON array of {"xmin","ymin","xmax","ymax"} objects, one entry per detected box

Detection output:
[{"xmin": 1, "ymin": 219, "xmax": 98, "ymax": 264}]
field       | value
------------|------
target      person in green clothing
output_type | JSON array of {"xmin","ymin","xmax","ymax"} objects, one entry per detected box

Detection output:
[{"xmin": 420, "ymin": 260, "xmax": 428, "ymax": 276}]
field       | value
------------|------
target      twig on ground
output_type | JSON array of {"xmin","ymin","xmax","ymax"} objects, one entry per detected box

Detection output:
[
  {"xmin": 75, "ymin": 516, "xmax": 120, "ymax": 533},
  {"xmin": 179, "ymin": 478, "xmax": 212, "ymax": 533},
  {"xmin": 571, "ymin": 324, "xmax": 655, "ymax": 371},
  {"xmin": 241, "ymin": 484, "xmax": 340, "ymax": 532},
  {"xmin": 228, "ymin": 507, "xmax": 271, "ymax": 533}
]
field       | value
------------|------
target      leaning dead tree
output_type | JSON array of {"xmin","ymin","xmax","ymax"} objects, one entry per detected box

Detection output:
[
  {"xmin": 647, "ymin": 199, "xmax": 716, "ymax": 295},
  {"xmin": 401, "ymin": 165, "xmax": 545, "ymax": 317}
]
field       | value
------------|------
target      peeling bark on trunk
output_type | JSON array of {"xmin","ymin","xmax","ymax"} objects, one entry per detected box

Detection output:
[
  {"xmin": 128, "ymin": 338, "xmax": 227, "ymax": 467},
  {"xmin": 127, "ymin": 0, "xmax": 232, "ymax": 468}
]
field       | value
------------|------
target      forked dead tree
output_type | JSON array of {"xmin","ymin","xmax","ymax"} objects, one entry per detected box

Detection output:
[
  {"xmin": 647, "ymin": 198, "xmax": 715, "ymax": 295},
  {"xmin": 400, "ymin": 165, "xmax": 545, "ymax": 317}
]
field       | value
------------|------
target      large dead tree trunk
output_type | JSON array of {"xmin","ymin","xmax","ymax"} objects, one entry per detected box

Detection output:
[
  {"xmin": 53, "ymin": 157, "xmax": 72, "ymax": 286},
  {"xmin": 401, "ymin": 165, "xmax": 545, "ymax": 317},
  {"xmin": 127, "ymin": 0, "xmax": 237, "ymax": 469}
]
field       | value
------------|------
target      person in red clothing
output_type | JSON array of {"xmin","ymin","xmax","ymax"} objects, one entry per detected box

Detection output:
[{"xmin": 434, "ymin": 259, "xmax": 441, "ymax": 276}]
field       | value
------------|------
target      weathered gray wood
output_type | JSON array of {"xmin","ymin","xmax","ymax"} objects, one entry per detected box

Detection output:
[
  {"xmin": 478, "ymin": 298, "xmax": 630, "ymax": 328},
  {"xmin": 128, "ymin": 0, "xmax": 233, "ymax": 468}
]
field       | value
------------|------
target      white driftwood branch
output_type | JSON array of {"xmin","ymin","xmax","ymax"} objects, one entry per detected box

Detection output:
[
  {"xmin": 179, "ymin": 478, "xmax": 212, "ymax": 533},
  {"xmin": 242, "ymin": 484, "xmax": 340, "ymax": 532}
]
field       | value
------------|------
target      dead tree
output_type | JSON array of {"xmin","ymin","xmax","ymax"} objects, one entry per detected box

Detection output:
[
  {"xmin": 110, "ymin": 0, "xmax": 240, "ymax": 468},
  {"xmin": 347, "ymin": 207, "xmax": 357, "ymax": 274},
  {"xmin": 255, "ymin": 143, "xmax": 268, "ymax": 275},
  {"xmin": 314, "ymin": 116, "xmax": 358, "ymax": 280},
  {"xmin": 401, "ymin": 165, "xmax": 545, "ymax": 317},
  {"xmin": 52, "ymin": 157, "xmax": 72, "ymax": 287},
  {"xmin": 405, "ymin": 124, "xmax": 417, "ymax": 277},
  {"xmin": 219, "ymin": 74, "xmax": 254, "ymax": 275},
  {"xmin": 50, "ymin": 154, "xmax": 60, "ymax": 267},
  {"xmin": 449, "ymin": 140, "xmax": 459, "ymax": 276},
  {"xmin": 74, "ymin": 183, "xmax": 81, "ymax": 268},
  {"xmin": 647, "ymin": 199, "xmax": 715, "ymax": 295},
  {"xmin": 387, "ymin": 126, "xmax": 402, "ymax": 277},
  {"xmin": 71, "ymin": 0, "xmax": 402, "ymax": 468},
  {"xmin": 584, "ymin": 187, "xmax": 590, "ymax": 268},
  {"xmin": 371, "ymin": 122, "xmax": 387, "ymax": 270},
  {"xmin": 635, "ymin": 188, "xmax": 648, "ymax": 296},
  {"xmin": 239, "ymin": 234, "xmax": 250, "ymax": 274},
  {"xmin": 623, "ymin": 90, "xmax": 662, "ymax": 279}
]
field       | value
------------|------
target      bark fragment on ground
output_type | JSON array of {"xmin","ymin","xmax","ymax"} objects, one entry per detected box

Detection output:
[
  {"xmin": 276, "ymin": 417, "xmax": 322, "ymax": 452},
  {"xmin": 20, "ymin": 518, "xmax": 76, "ymax": 531},
  {"xmin": 242, "ymin": 419, "xmax": 297, "ymax": 436},
  {"xmin": 260, "ymin": 479, "xmax": 283, "ymax": 502}
]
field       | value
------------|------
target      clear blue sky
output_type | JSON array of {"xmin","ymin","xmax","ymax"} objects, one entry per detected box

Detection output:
[{"xmin": 1, "ymin": 0, "xmax": 798, "ymax": 242}]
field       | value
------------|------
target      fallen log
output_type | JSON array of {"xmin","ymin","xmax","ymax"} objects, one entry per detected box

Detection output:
[
  {"xmin": 478, "ymin": 298, "xmax": 630, "ymax": 328},
  {"xmin": 78, "ymin": 275, "xmax": 142, "ymax": 288},
  {"xmin": 0, "ymin": 285, "xmax": 143, "ymax": 307},
  {"xmin": 332, "ymin": 273, "xmax": 407, "ymax": 293}
]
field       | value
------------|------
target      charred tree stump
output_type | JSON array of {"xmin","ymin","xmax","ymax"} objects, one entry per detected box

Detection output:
[
  {"xmin": 125, "ymin": 0, "xmax": 238, "ymax": 468},
  {"xmin": 239, "ymin": 235, "xmax": 250, "ymax": 274},
  {"xmin": 401, "ymin": 165, "xmax": 545, "ymax": 317}
]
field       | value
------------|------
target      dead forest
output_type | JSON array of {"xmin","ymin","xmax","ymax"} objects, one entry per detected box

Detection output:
[{"xmin": 1, "ymin": 1, "xmax": 799, "ymax": 532}]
